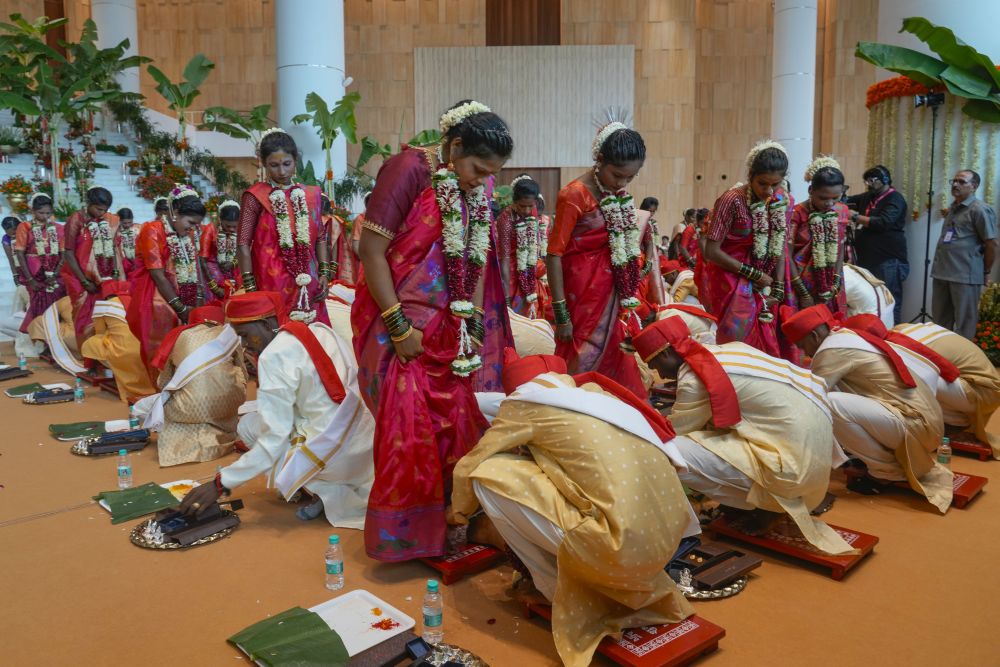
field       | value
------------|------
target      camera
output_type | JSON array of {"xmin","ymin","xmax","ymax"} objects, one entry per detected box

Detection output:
[{"xmin": 914, "ymin": 92, "xmax": 945, "ymax": 108}]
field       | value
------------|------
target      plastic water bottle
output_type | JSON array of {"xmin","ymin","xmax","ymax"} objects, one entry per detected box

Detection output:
[
  {"xmin": 74, "ymin": 377, "xmax": 84, "ymax": 404},
  {"xmin": 128, "ymin": 405, "xmax": 140, "ymax": 430},
  {"xmin": 421, "ymin": 579, "xmax": 444, "ymax": 644},
  {"xmin": 325, "ymin": 534, "xmax": 344, "ymax": 590},
  {"xmin": 116, "ymin": 449, "xmax": 133, "ymax": 489},
  {"xmin": 18, "ymin": 353, "xmax": 26, "ymax": 371},
  {"xmin": 937, "ymin": 436, "xmax": 952, "ymax": 466}
]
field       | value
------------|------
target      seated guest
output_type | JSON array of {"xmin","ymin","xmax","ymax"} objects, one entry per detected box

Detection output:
[
  {"xmin": 656, "ymin": 303, "xmax": 717, "ymax": 344},
  {"xmin": 882, "ymin": 319, "xmax": 1000, "ymax": 459},
  {"xmin": 179, "ymin": 292, "xmax": 375, "ymax": 526},
  {"xmin": 843, "ymin": 263, "xmax": 895, "ymax": 328},
  {"xmin": 28, "ymin": 296, "xmax": 85, "ymax": 376},
  {"xmin": 80, "ymin": 281, "xmax": 157, "ymax": 401},
  {"xmin": 452, "ymin": 351, "xmax": 696, "ymax": 667},
  {"xmin": 782, "ymin": 305, "xmax": 952, "ymax": 512},
  {"xmin": 660, "ymin": 259, "xmax": 698, "ymax": 304},
  {"xmin": 636, "ymin": 318, "xmax": 854, "ymax": 554},
  {"xmin": 145, "ymin": 306, "xmax": 247, "ymax": 466}
]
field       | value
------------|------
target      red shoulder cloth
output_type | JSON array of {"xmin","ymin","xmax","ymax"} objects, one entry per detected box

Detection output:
[
  {"xmin": 572, "ymin": 371, "xmax": 676, "ymax": 443},
  {"xmin": 281, "ymin": 321, "xmax": 346, "ymax": 403}
]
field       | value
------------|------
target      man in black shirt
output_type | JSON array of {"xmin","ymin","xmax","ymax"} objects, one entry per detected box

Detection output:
[{"xmin": 846, "ymin": 165, "xmax": 909, "ymax": 322}]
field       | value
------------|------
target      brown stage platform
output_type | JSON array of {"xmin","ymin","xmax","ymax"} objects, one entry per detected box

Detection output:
[
  {"xmin": 526, "ymin": 603, "xmax": 725, "ymax": 667},
  {"xmin": 707, "ymin": 516, "xmax": 878, "ymax": 581}
]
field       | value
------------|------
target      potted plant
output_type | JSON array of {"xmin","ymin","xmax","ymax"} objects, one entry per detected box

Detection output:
[
  {"xmin": 1, "ymin": 174, "xmax": 33, "ymax": 213},
  {"xmin": 0, "ymin": 126, "xmax": 23, "ymax": 154}
]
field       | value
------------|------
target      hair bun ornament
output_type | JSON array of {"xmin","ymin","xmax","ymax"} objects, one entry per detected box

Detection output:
[
  {"xmin": 804, "ymin": 155, "xmax": 842, "ymax": 182},
  {"xmin": 745, "ymin": 139, "xmax": 788, "ymax": 170},
  {"xmin": 218, "ymin": 199, "xmax": 240, "ymax": 213},
  {"xmin": 439, "ymin": 101, "xmax": 491, "ymax": 134},
  {"xmin": 592, "ymin": 121, "xmax": 628, "ymax": 161},
  {"xmin": 168, "ymin": 184, "xmax": 200, "ymax": 204},
  {"xmin": 256, "ymin": 127, "xmax": 286, "ymax": 156},
  {"xmin": 510, "ymin": 174, "xmax": 534, "ymax": 188}
]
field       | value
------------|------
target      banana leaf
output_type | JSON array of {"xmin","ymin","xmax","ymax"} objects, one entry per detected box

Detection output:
[
  {"xmin": 49, "ymin": 420, "xmax": 106, "ymax": 439},
  {"xmin": 901, "ymin": 17, "xmax": 1000, "ymax": 92},
  {"xmin": 962, "ymin": 99, "xmax": 1000, "ymax": 123},
  {"xmin": 854, "ymin": 42, "xmax": 945, "ymax": 88},
  {"xmin": 93, "ymin": 482, "xmax": 179, "ymax": 524},
  {"xmin": 228, "ymin": 607, "xmax": 349, "ymax": 667}
]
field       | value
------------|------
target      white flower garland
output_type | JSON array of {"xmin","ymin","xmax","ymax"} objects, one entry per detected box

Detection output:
[
  {"xmin": 269, "ymin": 185, "xmax": 316, "ymax": 323},
  {"xmin": 596, "ymin": 181, "xmax": 642, "ymax": 310},
  {"xmin": 803, "ymin": 155, "xmax": 841, "ymax": 183},
  {"xmin": 32, "ymin": 221, "xmax": 60, "ymax": 257},
  {"xmin": 119, "ymin": 226, "xmax": 136, "ymax": 260},
  {"xmin": 87, "ymin": 219, "xmax": 115, "ymax": 260},
  {"xmin": 216, "ymin": 230, "xmax": 237, "ymax": 265},
  {"xmin": 748, "ymin": 195, "xmax": 788, "ymax": 262},
  {"xmin": 514, "ymin": 216, "xmax": 538, "ymax": 277},
  {"xmin": 536, "ymin": 215, "xmax": 549, "ymax": 260},
  {"xmin": 165, "ymin": 227, "xmax": 198, "ymax": 285},
  {"xmin": 806, "ymin": 210, "xmax": 839, "ymax": 270},
  {"xmin": 439, "ymin": 101, "xmax": 491, "ymax": 134},
  {"xmin": 433, "ymin": 165, "xmax": 492, "ymax": 376}
]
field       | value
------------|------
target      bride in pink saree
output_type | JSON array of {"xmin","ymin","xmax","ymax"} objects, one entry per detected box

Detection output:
[{"xmin": 352, "ymin": 100, "xmax": 514, "ymax": 562}]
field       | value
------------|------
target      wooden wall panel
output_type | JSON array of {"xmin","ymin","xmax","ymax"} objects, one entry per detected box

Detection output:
[
  {"xmin": 693, "ymin": 0, "xmax": 773, "ymax": 208},
  {"xmin": 414, "ymin": 45, "xmax": 634, "ymax": 168},
  {"xmin": 561, "ymin": 0, "xmax": 697, "ymax": 212},
  {"xmin": 486, "ymin": 0, "xmax": 559, "ymax": 46},
  {"xmin": 134, "ymin": 0, "xmax": 276, "ymax": 119},
  {"xmin": 0, "ymin": 0, "xmax": 43, "ymax": 20},
  {"xmin": 818, "ymin": 0, "xmax": 879, "ymax": 193},
  {"xmin": 345, "ymin": 0, "xmax": 486, "ymax": 171}
]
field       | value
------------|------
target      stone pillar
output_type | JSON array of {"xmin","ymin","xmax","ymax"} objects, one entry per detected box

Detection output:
[
  {"xmin": 91, "ymin": 0, "xmax": 140, "ymax": 94},
  {"xmin": 770, "ymin": 0, "xmax": 818, "ymax": 203},
  {"xmin": 275, "ymin": 0, "xmax": 347, "ymax": 185}
]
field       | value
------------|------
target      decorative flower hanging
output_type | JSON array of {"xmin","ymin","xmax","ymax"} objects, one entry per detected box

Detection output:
[
  {"xmin": 269, "ymin": 185, "xmax": 316, "ymax": 323},
  {"xmin": 433, "ymin": 164, "xmax": 492, "ymax": 376}
]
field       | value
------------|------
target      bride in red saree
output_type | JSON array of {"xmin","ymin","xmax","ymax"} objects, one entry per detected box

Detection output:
[
  {"xmin": 545, "ymin": 122, "xmax": 648, "ymax": 399},
  {"xmin": 236, "ymin": 130, "xmax": 332, "ymax": 325},
  {"xmin": 353, "ymin": 100, "xmax": 514, "ymax": 562},
  {"xmin": 126, "ymin": 185, "xmax": 206, "ymax": 381},
  {"xmin": 495, "ymin": 174, "xmax": 550, "ymax": 319},
  {"xmin": 702, "ymin": 140, "xmax": 795, "ymax": 358}
]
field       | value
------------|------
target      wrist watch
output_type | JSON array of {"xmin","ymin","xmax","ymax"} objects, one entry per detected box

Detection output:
[{"xmin": 850, "ymin": 212, "xmax": 860, "ymax": 223}]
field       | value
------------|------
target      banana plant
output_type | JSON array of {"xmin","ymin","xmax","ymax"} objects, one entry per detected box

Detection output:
[
  {"xmin": 291, "ymin": 91, "xmax": 360, "ymax": 199},
  {"xmin": 147, "ymin": 53, "xmax": 215, "ymax": 144},
  {"xmin": 0, "ymin": 13, "xmax": 68, "ymax": 115},
  {"xmin": 856, "ymin": 17, "xmax": 1000, "ymax": 122},
  {"xmin": 198, "ymin": 103, "xmax": 273, "ymax": 149}
]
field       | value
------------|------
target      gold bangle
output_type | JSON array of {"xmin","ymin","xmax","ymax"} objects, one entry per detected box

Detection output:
[
  {"xmin": 390, "ymin": 325, "xmax": 414, "ymax": 343},
  {"xmin": 381, "ymin": 303, "xmax": 402, "ymax": 318}
]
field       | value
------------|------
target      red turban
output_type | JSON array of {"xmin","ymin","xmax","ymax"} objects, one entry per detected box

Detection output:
[
  {"xmin": 842, "ymin": 314, "xmax": 960, "ymax": 383},
  {"xmin": 151, "ymin": 306, "xmax": 229, "ymax": 370},
  {"xmin": 224, "ymin": 291, "xmax": 287, "ymax": 325},
  {"xmin": 100, "ymin": 280, "xmax": 130, "ymax": 299},
  {"xmin": 573, "ymin": 371, "xmax": 676, "ymax": 443},
  {"xmin": 659, "ymin": 303, "xmax": 718, "ymax": 323},
  {"xmin": 501, "ymin": 347, "xmax": 567, "ymax": 395},
  {"xmin": 633, "ymin": 317, "xmax": 741, "ymax": 428},
  {"xmin": 780, "ymin": 304, "xmax": 837, "ymax": 344},
  {"xmin": 660, "ymin": 258, "xmax": 683, "ymax": 276}
]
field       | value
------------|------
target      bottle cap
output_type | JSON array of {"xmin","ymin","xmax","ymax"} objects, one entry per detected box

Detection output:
[
  {"xmin": 942, "ymin": 437, "xmax": 950, "ymax": 445},
  {"xmin": 427, "ymin": 579, "xmax": 439, "ymax": 592},
  {"xmin": 329, "ymin": 534, "xmax": 339, "ymax": 544},
  {"xmin": 118, "ymin": 449, "xmax": 127, "ymax": 456}
]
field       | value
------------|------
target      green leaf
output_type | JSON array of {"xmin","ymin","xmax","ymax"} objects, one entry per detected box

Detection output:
[
  {"xmin": 408, "ymin": 128, "xmax": 442, "ymax": 147},
  {"xmin": 181, "ymin": 53, "xmax": 215, "ymax": 88},
  {"xmin": 356, "ymin": 135, "xmax": 392, "ymax": 170},
  {"xmin": 291, "ymin": 113, "xmax": 312, "ymax": 125},
  {"xmin": 0, "ymin": 91, "xmax": 39, "ymax": 115},
  {"xmin": 901, "ymin": 17, "xmax": 1000, "ymax": 92},
  {"xmin": 854, "ymin": 41, "xmax": 946, "ymax": 88},
  {"xmin": 961, "ymin": 99, "xmax": 1000, "ymax": 123},
  {"xmin": 146, "ymin": 64, "xmax": 174, "ymax": 94}
]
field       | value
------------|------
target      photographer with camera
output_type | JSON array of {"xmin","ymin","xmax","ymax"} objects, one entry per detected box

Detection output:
[{"xmin": 846, "ymin": 165, "xmax": 909, "ymax": 322}]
